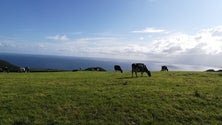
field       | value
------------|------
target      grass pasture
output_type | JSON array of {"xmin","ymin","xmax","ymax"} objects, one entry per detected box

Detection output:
[{"xmin": 1, "ymin": 71, "xmax": 222, "ymax": 124}]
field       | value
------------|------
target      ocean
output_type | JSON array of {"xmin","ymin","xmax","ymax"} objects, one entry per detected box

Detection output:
[
  {"xmin": 0, "ymin": 53, "xmax": 134, "ymax": 71},
  {"xmin": 0, "ymin": 53, "xmax": 214, "ymax": 71}
]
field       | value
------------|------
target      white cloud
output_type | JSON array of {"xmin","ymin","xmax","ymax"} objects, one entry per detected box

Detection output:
[
  {"xmin": 2, "ymin": 26, "xmax": 222, "ymax": 70},
  {"xmin": 131, "ymin": 26, "xmax": 222, "ymax": 58},
  {"xmin": 46, "ymin": 35, "xmax": 69, "ymax": 41},
  {"xmin": 132, "ymin": 27, "xmax": 166, "ymax": 33},
  {"xmin": 139, "ymin": 37, "xmax": 145, "ymax": 40},
  {"xmin": 0, "ymin": 40, "xmax": 17, "ymax": 48},
  {"xmin": 66, "ymin": 26, "xmax": 222, "ymax": 68},
  {"xmin": 41, "ymin": 26, "xmax": 222, "ymax": 65},
  {"xmin": 128, "ymin": 26, "xmax": 222, "ymax": 67}
]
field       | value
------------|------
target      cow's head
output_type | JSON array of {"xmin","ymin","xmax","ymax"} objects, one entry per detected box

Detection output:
[{"xmin": 147, "ymin": 70, "xmax": 151, "ymax": 77}]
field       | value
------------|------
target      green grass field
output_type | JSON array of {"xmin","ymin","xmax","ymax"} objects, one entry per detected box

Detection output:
[{"xmin": 1, "ymin": 71, "xmax": 222, "ymax": 124}]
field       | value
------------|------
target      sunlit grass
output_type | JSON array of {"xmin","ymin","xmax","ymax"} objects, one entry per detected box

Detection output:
[{"xmin": 1, "ymin": 71, "xmax": 222, "ymax": 124}]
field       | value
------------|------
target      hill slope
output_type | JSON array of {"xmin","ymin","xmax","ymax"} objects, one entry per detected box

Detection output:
[{"xmin": 0, "ymin": 59, "xmax": 19, "ymax": 71}]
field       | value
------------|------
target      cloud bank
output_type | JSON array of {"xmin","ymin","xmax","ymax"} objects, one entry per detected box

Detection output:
[
  {"xmin": 132, "ymin": 27, "xmax": 166, "ymax": 33},
  {"xmin": 46, "ymin": 35, "xmax": 69, "ymax": 41},
  {"xmin": 1, "ymin": 25, "xmax": 222, "ymax": 70}
]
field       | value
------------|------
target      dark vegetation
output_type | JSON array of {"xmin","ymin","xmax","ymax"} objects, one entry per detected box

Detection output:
[
  {"xmin": 206, "ymin": 69, "xmax": 222, "ymax": 72},
  {"xmin": 84, "ymin": 67, "xmax": 106, "ymax": 71},
  {"xmin": 0, "ymin": 59, "xmax": 19, "ymax": 72}
]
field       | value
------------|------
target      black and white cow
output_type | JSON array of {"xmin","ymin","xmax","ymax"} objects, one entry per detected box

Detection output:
[
  {"xmin": 0, "ymin": 66, "xmax": 9, "ymax": 73},
  {"xmin": 19, "ymin": 67, "xmax": 26, "ymax": 72},
  {"xmin": 161, "ymin": 66, "xmax": 168, "ymax": 71},
  {"xmin": 132, "ymin": 63, "xmax": 151, "ymax": 77},
  {"xmin": 25, "ymin": 67, "xmax": 30, "ymax": 72},
  {"xmin": 18, "ymin": 67, "xmax": 30, "ymax": 73},
  {"xmin": 114, "ymin": 65, "xmax": 123, "ymax": 73}
]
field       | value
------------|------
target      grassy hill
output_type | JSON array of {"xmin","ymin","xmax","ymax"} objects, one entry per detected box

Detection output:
[{"xmin": 1, "ymin": 71, "xmax": 222, "ymax": 124}]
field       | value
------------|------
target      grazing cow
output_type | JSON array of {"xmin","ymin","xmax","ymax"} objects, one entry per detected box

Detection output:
[
  {"xmin": 1, "ymin": 66, "xmax": 9, "ymax": 73},
  {"xmin": 18, "ymin": 67, "xmax": 30, "ymax": 73},
  {"xmin": 114, "ymin": 65, "xmax": 123, "ymax": 73},
  {"xmin": 25, "ymin": 67, "xmax": 30, "ymax": 72},
  {"xmin": 4, "ymin": 66, "xmax": 9, "ymax": 73},
  {"xmin": 161, "ymin": 66, "xmax": 168, "ymax": 71},
  {"xmin": 19, "ymin": 67, "xmax": 26, "ymax": 72},
  {"xmin": 132, "ymin": 63, "xmax": 151, "ymax": 77}
]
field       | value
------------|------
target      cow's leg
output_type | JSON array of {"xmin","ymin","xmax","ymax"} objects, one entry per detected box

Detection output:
[{"xmin": 141, "ymin": 72, "xmax": 143, "ymax": 77}]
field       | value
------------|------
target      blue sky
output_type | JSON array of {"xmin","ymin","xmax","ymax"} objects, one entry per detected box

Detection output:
[{"xmin": 1, "ymin": 0, "xmax": 222, "ymax": 69}]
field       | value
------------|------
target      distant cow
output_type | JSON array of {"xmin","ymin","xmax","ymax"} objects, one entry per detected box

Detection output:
[
  {"xmin": 19, "ymin": 67, "xmax": 26, "ymax": 72},
  {"xmin": 25, "ymin": 67, "xmax": 30, "ymax": 72},
  {"xmin": 18, "ymin": 67, "xmax": 30, "ymax": 73},
  {"xmin": 132, "ymin": 63, "xmax": 151, "ymax": 77},
  {"xmin": 114, "ymin": 65, "xmax": 123, "ymax": 73},
  {"xmin": 161, "ymin": 66, "xmax": 168, "ymax": 71},
  {"xmin": 2, "ymin": 66, "xmax": 9, "ymax": 73}
]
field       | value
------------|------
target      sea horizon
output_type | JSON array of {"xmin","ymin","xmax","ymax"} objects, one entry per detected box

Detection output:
[{"xmin": 0, "ymin": 53, "xmax": 218, "ymax": 72}]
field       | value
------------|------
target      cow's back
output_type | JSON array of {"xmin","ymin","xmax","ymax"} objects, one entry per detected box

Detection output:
[
  {"xmin": 114, "ymin": 65, "xmax": 120, "ymax": 70},
  {"xmin": 161, "ymin": 66, "xmax": 168, "ymax": 71}
]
